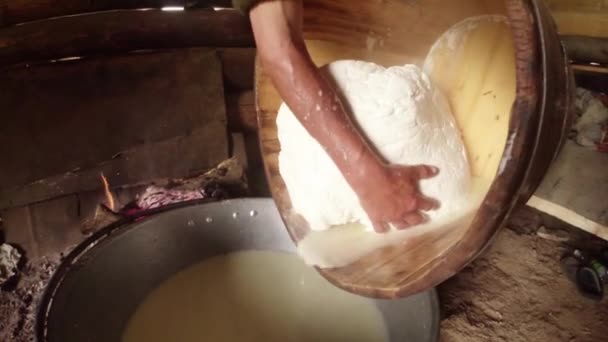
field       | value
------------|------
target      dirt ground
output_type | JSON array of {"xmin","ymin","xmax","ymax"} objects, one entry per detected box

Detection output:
[
  {"xmin": 1, "ymin": 207, "xmax": 607, "ymax": 342},
  {"xmin": 0, "ymin": 253, "xmax": 61, "ymax": 342},
  {"xmin": 438, "ymin": 207, "xmax": 608, "ymax": 342}
]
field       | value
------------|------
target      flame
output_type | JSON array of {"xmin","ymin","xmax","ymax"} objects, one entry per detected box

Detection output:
[{"xmin": 100, "ymin": 173, "xmax": 116, "ymax": 211}]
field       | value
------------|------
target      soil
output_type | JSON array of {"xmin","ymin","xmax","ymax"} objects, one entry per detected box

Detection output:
[
  {"xmin": 439, "ymin": 207, "xmax": 608, "ymax": 342},
  {"xmin": 0, "ymin": 254, "xmax": 61, "ymax": 342}
]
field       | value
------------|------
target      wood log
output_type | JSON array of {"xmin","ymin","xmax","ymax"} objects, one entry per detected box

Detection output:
[
  {"xmin": 0, "ymin": 9, "xmax": 254, "ymax": 67},
  {"xmin": 561, "ymin": 35, "xmax": 608, "ymax": 65},
  {"xmin": 545, "ymin": 0, "xmax": 608, "ymax": 38},
  {"xmin": 0, "ymin": 0, "xmax": 232, "ymax": 26}
]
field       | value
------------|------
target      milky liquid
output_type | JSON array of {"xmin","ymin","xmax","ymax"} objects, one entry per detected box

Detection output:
[{"xmin": 122, "ymin": 251, "xmax": 388, "ymax": 342}]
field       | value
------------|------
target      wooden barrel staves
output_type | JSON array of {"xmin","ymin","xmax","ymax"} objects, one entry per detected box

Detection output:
[{"xmin": 255, "ymin": 0, "xmax": 573, "ymax": 298}]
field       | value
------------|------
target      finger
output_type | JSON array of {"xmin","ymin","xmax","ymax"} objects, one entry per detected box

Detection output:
[
  {"xmin": 403, "ymin": 196, "xmax": 418, "ymax": 212},
  {"xmin": 392, "ymin": 221, "xmax": 411, "ymax": 230},
  {"xmin": 372, "ymin": 221, "xmax": 390, "ymax": 234},
  {"xmin": 417, "ymin": 195, "xmax": 440, "ymax": 211},
  {"xmin": 403, "ymin": 212, "xmax": 428, "ymax": 226},
  {"xmin": 411, "ymin": 165, "xmax": 439, "ymax": 180}
]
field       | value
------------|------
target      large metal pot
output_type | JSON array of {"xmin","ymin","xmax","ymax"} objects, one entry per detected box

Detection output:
[{"xmin": 37, "ymin": 199, "xmax": 440, "ymax": 341}]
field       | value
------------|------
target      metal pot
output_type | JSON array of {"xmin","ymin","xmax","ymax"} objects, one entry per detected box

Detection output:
[{"xmin": 37, "ymin": 198, "xmax": 440, "ymax": 341}]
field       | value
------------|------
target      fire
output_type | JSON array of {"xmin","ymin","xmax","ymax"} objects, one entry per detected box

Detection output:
[{"xmin": 100, "ymin": 172, "xmax": 116, "ymax": 211}]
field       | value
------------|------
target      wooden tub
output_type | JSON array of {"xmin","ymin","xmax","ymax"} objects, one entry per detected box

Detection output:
[{"xmin": 256, "ymin": 0, "xmax": 573, "ymax": 298}]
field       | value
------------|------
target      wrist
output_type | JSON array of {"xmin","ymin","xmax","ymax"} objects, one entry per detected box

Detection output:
[{"xmin": 341, "ymin": 151, "xmax": 385, "ymax": 193}]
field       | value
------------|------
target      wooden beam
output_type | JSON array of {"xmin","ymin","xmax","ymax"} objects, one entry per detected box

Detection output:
[
  {"xmin": 0, "ymin": 9, "xmax": 254, "ymax": 67},
  {"xmin": 562, "ymin": 35, "xmax": 608, "ymax": 65},
  {"xmin": 545, "ymin": 0, "xmax": 608, "ymax": 12},
  {"xmin": 0, "ymin": 0, "xmax": 232, "ymax": 26},
  {"xmin": 546, "ymin": 1, "xmax": 608, "ymax": 37},
  {"xmin": 573, "ymin": 65, "xmax": 608, "ymax": 92},
  {"xmin": 572, "ymin": 64, "xmax": 608, "ymax": 74},
  {"xmin": 528, "ymin": 196, "xmax": 608, "ymax": 241}
]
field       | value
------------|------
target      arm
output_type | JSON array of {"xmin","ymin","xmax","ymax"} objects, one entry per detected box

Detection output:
[{"xmin": 250, "ymin": 0, "xmax": 439, "ymax": 232}]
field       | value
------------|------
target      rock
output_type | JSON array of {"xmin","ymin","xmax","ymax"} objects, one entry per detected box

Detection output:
[{"xmin": 0, "ymin": 244, "xmax": 22, "ymax": 285}]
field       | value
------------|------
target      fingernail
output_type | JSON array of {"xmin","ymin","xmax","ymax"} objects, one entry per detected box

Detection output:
[{"xmin": 431, "ymin": 166, "xmax": 440, "ymax": 174}]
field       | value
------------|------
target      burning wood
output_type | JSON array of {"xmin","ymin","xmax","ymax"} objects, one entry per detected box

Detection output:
[
  {"xmin": 125, "ymin": 158, "xmax": 247, "ymax": 216},
  {"xmin": 81, "ymin": 158, "xmax": 247, "ymax": 234},
  {"xmin": 80, "ymin": 173, "xmax": 121, "ymax": 235},
  {"xmin": 100, "ymin": 172, "xmax": 116, "ymax": 211}
]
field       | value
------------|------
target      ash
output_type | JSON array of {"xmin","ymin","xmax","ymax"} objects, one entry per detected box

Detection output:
[{"xmin": 0, "ymin": 254, "xmax": 61, "ymax": 342}]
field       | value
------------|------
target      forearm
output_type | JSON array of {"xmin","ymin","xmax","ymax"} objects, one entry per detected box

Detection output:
[
  {"xmin": 269, "ymin": 51, "xmax": 377, "ymax": 178},
  {"xmin": 250, "ymin": 1, "xmax": 382, "ymax": 185},
  {"xmin": 249, "ymin": 1, "xmax": 439, "ymax": 232}
]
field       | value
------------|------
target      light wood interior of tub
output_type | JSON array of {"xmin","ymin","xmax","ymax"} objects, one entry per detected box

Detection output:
[{"xmin": 256, "ymin": 0, "xmax": 517, "ymax": 290}]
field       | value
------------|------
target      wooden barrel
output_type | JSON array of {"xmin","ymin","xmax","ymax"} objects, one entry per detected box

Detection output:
[{"xmin": 256, "ymin": 0, "xmax": 573, "ymax": 298}]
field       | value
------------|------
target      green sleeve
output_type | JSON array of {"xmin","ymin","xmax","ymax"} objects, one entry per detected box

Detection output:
[{"xmin": 232, "ymin": 0, "xmax": 258, "ymax": 13}]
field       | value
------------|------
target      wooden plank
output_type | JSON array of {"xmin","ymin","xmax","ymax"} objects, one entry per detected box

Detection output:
[
  {"xmin": 552, "ymin": 12, "xmax": 608, "ymax": 37},
  {"xmin": 573, "ymin": 65, "xmax": 608, "ymax": 93},
  {"xmin": 572, "ymin": 64, "xmax": 608, "ymax": 74},
  {"xmin": 545, "ymin": 0, "xmax": 608, "ymax": 12},
  {"xmin": 0, "ymin": 122, "xmax": 228, "ymax": 209},
  {"xmin": 527, "ymin": 196, "xmax": 608, "ymax": 240},
  {"xmin": 226, "ymin": 90, "xmax": 257, "ymax": 132},
  {"xmin": 0, "ymin": 48, "xmax": 225, "ymax": 188},
  {"xmin": 546, "ymin": 0, "xmax": 608, "ymax": 37},
  {"xmin": 1, "ymin": 195, "xmax": 88, "ymax": 259},
  {"xmin": 528, "ymin": 141, "xmax": 608, "ymax": 240},
  {"xmin": 0, "ymin": 9, "xmax": 254, "ymax": 67},
  {"xmin": 0, "ymin": 48, "xmax": 229, "ymax": 209},
  {"xmin": 218, "ymin": 48, "xmax": 256, "ymax": 91}
]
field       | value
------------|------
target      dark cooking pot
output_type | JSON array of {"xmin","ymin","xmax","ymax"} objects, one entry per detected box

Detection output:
[{"xmin": 37, "ymin": 198, "xmax": 440, "ymax": 341}]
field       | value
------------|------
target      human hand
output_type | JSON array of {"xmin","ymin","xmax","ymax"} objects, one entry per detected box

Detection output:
[{"xmin": 354, "ymin": 163, "xmax": 440, "ymax": 233}]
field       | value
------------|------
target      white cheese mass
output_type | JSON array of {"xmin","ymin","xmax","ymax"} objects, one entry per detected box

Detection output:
[{"xmin": 277, "ymin": 60, "xmax": 471, "ymax": 234}]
